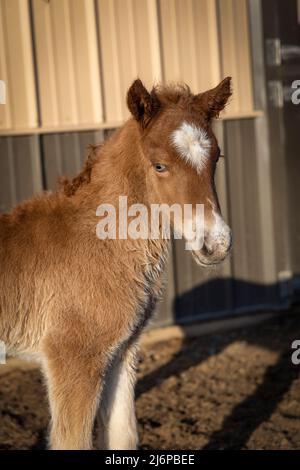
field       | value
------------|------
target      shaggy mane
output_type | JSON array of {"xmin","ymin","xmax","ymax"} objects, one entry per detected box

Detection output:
[
  {"xmin": 60, "ymin": 143, "xmax": 102, "ymax": 197},
  {"xmin": 153, "ymin": 83, "xmax": 192, "ymax": 106}
]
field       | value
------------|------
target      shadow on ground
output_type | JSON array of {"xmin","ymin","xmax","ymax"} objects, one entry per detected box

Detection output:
[{"xmin": 0, "ymin": 311, "xmax": 300, "ymax": 449}]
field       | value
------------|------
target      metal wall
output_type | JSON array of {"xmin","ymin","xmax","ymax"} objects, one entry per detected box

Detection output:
[
  {"xmin": 0, "ymin": 135, "xmax": 42, "ymax": 213},
  {"xmin": 260, "ymin": 0, "xmax": 300, "ymax": 302},
  {"xmin": 0, "ymin": 0, "xmax": 256, "ymax": 133},
  {"xmin": 0, "ymin": 0, "xmax": 298, "ymax": 328},
  {"xmin": 42, "ymin": 131, "xmax": 105, "ymax": 190}
]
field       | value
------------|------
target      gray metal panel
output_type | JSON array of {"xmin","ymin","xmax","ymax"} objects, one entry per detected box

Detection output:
[
  {"xmin": 0, "ymin": 135, "xmax": 42, "ymax": 213},
  {"xmin": 172, "ymin": 121, "xmax": 234, "ymax": 323},
  {"xmin": 42, "ymin": 130, "xmax": 105, "ymax": 190},
  {"xmin": 248, "ymin": 0, "xmax": 278, "ymax": 288},
  {"xmin": 151, "ymin": 243, "xmax": 176, "ymax": 328},
  {"xmin": 224, "ymin": 119, "xmax": 278, "ymax": 308}
]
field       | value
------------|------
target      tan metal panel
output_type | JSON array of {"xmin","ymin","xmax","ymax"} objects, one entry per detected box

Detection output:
[
  {"xmin": 159, "ymin": 0, "xmax": 220, "ymax": 93},
  {"xmin": 31, "ymin": 0, "xmax": 59, "ymax": 126},
  {"xmin": 218, "ymin": 0, "xmax": 254, "ymax": 114},
  {"xmin": 0, "ymin": 0, "xmax": 37, "ymax": 130},
  {"xmin": 69, "ymin": 0, "xmax": 103, "ymax": 124},
  {"xmin": 97, "ymin": 0, "xmax": 162, "ymax": 122},
  {"xmin": 32, "ymin": 0, "xmax": 102, "ymax": 127},
  {"xmin": 0, "ymin": 1, "xmax": 11, "ymax": 129}
]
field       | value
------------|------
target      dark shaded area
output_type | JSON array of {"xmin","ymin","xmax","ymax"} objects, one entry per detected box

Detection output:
[
  {"xmin": 203, "ymin": 349, "xmax": 299, "ymax": 449},
  {"xmin": 174, "ymin": 278, "xmax": 282, "ymax": 324},
  {"xmin": 262, "ymin": 0, "xmax": 300, "ymax": 277}
]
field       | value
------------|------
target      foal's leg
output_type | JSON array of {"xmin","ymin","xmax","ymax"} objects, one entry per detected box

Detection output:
[
  {"xmin": 96, "ymin": 343, "xmax": 139, "ymax": 450},
  {"xmin": 42, "ymin": 333, "xmax": 107, "ymax": 450}
]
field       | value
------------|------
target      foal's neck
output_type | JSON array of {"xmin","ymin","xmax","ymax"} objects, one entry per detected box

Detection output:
[
  {"xmin": 78, "ymin": 120, "xmax": 148, "ymax": 208},
  {"xmin": 72, "ymin": 120, "xmax": 168, "ymax": 265}
]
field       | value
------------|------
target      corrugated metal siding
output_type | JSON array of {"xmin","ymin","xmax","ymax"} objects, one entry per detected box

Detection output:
[
  {"xmin": 0, "ymin": 135, "xmax": 42, "ymax": 212},
  {"xmin": 0, "ymin": 0, "xmax": 256, "ymax": 135},
  {"xmin": 224, "ymin": 119, "xmax": 279, "ymax": 309},
  {"xmin": 159, "ymin": 0, "xmax": 220, "ymax": 90},
  {"xmin": 152, "ymin": 243, "xmax": 176, "ymax": 327},
  {"xmin": 42, "ymin": 131, "xmax": 105, "ymax": 190},
  {"xmin": 218, "ymin": 0, "xmax": 253, "ymax": 114},
  {"xmin": 32, "ymin": 0, "xmax": 103, "ymax": 127},
  {"xmin": 96, "ymin": 0, "xmax": 162, "ymax": 122},
  {"xmin": 0, "ymin": 0, "xmax": 37, "ymax": 130}
]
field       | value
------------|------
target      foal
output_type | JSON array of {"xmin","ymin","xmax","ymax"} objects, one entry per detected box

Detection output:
[{"xmin": 0, "ymin": 78, "xmax": 232, "ymax": 449}]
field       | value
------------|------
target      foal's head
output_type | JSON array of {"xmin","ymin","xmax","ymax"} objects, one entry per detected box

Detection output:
[{"xmin": 127, "ymin": 78, "xmax": 232, "ymax": 266}]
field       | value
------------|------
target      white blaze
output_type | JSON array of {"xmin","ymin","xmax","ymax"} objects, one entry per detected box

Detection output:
[{"xmin": 171, "ymin": 121, "xmax": 211, "ymax": 172}]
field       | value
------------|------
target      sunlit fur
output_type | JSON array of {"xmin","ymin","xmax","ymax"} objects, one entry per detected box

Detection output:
[{"xmin": 0, "ymin": 77, "xmax": 232, "ymax": 449}]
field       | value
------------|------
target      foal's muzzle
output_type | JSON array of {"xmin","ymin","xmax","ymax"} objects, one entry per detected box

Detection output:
[{"xmin": 192, "ymin": 218, "xmax": 232, "ymax": 267}]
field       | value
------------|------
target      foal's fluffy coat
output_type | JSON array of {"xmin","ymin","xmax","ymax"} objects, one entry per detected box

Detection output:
[{"xmin": 0, "ymin": 78, "xmax": 232, "ymax": 449}]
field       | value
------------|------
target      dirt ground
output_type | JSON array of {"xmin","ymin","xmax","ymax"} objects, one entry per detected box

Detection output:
[{"xmin": 1, "ymin": 312, "xmax": 300, "ymax": 450}]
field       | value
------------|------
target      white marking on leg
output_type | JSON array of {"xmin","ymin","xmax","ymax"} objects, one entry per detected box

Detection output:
[{"xmin": 98, "ymin": 348, "xmax": 138, "ymax": 450}]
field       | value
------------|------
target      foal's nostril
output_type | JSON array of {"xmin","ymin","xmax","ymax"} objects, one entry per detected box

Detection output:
[{"xmin": 202, "ymin": 242, "xmax": 214, "ymax": 256}]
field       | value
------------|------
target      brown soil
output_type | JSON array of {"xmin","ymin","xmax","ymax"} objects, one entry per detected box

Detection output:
[{"xmin": 1, "ymin": 313, "xmax": 300, "ymax": 450}]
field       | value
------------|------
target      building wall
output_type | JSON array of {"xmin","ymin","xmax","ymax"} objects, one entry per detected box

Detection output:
[{"xmin": 0, "ymin": 0, "xmax": 256, "ymax": 133}]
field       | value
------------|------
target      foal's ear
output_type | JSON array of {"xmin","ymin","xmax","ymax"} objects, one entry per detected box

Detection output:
[
  {"xmin": 195, "ymin": 77, "xmax": 232, "ymax": 121},
  {"xmin": 127, "ymin": 79, "xmax": 160, "ymax": 128}
]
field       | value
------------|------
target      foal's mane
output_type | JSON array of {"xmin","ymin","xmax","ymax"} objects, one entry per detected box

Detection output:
[
  {"xmin": 153, "ymin": 82, "xmax": 192, "ymax": 106},
  {"xmin": 60, "ymin": 144, "xmax": 102, "ymax": 197}
]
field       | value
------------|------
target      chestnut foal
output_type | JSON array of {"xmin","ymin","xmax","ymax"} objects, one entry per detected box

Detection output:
[{"xmin": 0, "ymin": 78, "xmax": 232, "ymax": 449}]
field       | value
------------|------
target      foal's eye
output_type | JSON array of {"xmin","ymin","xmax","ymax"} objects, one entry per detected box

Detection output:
[{"xmin": 154, "ymin": 163, "xmax": 167, "ymax": 173}]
